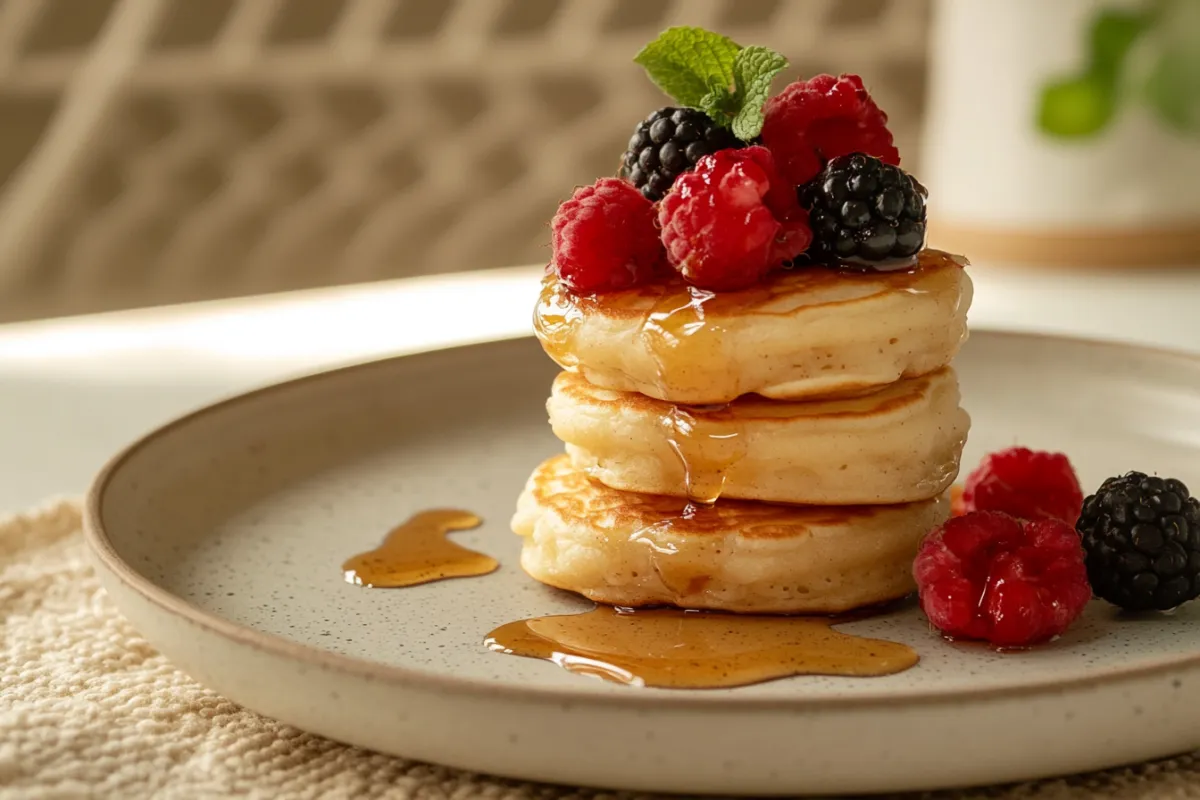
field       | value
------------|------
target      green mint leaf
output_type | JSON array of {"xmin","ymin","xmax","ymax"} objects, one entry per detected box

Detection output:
[
  {"xmin": 730, "ymin": 45, "xmax": 788, "ymax": 140},
  {"xmin": 700, "ymin": 87, "xmax": 737, "ymax": 124},
  {"xmin": 1036, "ymin": 74, "xmax": 1116, "ymax": 138},
  {"xmin": 634, "ymin": 26, "xmax": 741, "ymax": 108}
]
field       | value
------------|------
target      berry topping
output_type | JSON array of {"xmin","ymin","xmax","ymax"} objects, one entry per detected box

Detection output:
[
  {"xmin": 961, "ymin": 447, "xmax": 1085, "ymax": 525},
  {"xmin": 1077, "ymin": 472, "xmax": 1200, "ymax": 611},
  {"xmin": 915, "ymin": 511, "xmax": 1092, "ymax": 647},
  {"xmin": 620, "ymin": 107, "xmax": 746, "ymax": 201},
  {"xmin": 799, "ymin": 153, "xmax": 927, "ymax": 264},
  {"xmin": 551, "ymin": 178, "xmax": 667, "ymax": 295},
  {"xmin": 658, "ymin": 146, "xmax": 812, "ymax": 291},
  {"xmin": 760, "ymin": 74, "xmax": 900, "ymax": 187}
]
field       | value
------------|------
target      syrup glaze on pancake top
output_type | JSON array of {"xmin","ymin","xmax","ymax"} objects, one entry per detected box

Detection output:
[{"xmin": 536, "ymin": 248, "xmax": 972, "ymax": 405}]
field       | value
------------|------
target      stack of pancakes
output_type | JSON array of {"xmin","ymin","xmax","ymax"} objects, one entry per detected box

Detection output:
[{"xmin": 515, "ymin": 249, "xmax": 974, "ymax": 614}]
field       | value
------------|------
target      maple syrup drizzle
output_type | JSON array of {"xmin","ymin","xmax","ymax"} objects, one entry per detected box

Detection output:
[
  {"xmin": 533, "ymin": 275, "xmax": 583, "ymax": 370},
  {"xmin": 950, "ymin": 483, "xmax": 965, "ymax": 514},
  {"xmin": 342, "ymin": 510, "xmax": 497, "ymax": 588},
  {"xmin": 639, "ymin": 283, "xmax": 730, "ymax": 398},
  {"xmin": 485, "ymin": 605, "xmax": 918, "ymax": 689},
  {"xmin": 659, "ymin": 405, "xmax": 746, "ymax": 504},
  {"xmin": 637, "ymin": 285, "xmax": 745, "ymax": 502}
]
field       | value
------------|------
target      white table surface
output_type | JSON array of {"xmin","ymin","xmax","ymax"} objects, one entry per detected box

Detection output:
[{"xmin": 1, "ymin": 262, "xmax": 1198, "ymax": 512}]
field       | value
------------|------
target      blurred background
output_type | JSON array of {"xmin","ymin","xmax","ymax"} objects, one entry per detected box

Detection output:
[
  {"xmin": 0, "ymin": 0, "xmax": 1194, "ymax": 324},
  {"xmin": 0, "ymin": 0, "xmax": 930, "ymax": 322}
]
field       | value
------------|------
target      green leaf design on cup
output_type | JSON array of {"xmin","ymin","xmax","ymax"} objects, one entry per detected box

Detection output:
[
  {"xmin": 1036, "ymin": 8, "xmax": 1152, "ymax": 139},
  {"xmin": 1144, "ymin": 44, "xmax": 1200, "ymax": 134},
  {"xmin": 1090, "ymin": 9, "xmax": 1153, "ymax": 83},
  {"xmin": 1038, "ymin": 75, "xmax": 1117, "ymax": 138},
  {"xmin": 1035, "ymin": 1, "xmax": 1200, "ymax": 140}
]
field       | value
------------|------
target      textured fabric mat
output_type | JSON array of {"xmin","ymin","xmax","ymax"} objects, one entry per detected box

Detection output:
[{"xmin": 3, "ymin": 501, "xmax": 1200, "ymax": 799}]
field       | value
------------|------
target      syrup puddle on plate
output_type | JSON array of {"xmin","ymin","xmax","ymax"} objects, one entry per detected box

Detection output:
[
  {"xmin": 342, "ymin": 509, "xmax": 497, "ymax": 588},
  {"xmin": 485, "ymin": 605, "xmax": 918, "ymax": 689}
]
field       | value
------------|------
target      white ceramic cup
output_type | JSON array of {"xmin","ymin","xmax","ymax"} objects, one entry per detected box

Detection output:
[{"xmin": 921, "ymin": 0, "xmax": 1200, "ymax": 266}]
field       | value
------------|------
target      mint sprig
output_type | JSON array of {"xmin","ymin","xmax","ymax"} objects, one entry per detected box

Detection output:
[
  {"xmin": 634, "ymin": 27, "xmax": 788, "ymax": 140},
  {"xmin": 634, "ymin": 27, "xmax": 741, "ymax": 109},
  {"xmin": 729, "ymin": 46, "xmax": 789, "ymax": 139}
]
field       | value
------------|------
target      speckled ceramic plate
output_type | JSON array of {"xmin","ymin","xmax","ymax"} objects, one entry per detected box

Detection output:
[{"xmin": 85, "ymin": 332, "xmax": 1200, "ymax": 797}]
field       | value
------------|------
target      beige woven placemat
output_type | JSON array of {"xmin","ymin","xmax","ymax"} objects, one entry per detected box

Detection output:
[{"xmin": 3, "ymin": 501, "xmax": 1200, "ymax": 799}]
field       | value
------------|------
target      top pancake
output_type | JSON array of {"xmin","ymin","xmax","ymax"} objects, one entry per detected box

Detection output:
[{"xmin": 535, "ymin": 248, "xmax": 973, "ymax": 405}]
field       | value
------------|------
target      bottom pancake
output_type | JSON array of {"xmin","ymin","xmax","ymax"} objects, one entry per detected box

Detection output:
[{"xmin": 513, "ymin": 454, "xmax": 949, "ymax": 614}]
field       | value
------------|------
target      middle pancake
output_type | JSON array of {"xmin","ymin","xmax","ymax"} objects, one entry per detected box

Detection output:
[{"xmin": 549, "ymin": 367, "xmax": 969, "ymax": 505}]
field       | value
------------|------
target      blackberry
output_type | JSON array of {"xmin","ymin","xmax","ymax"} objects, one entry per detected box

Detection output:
[
  {"xmin": 1077, "ymin": 472, "xmax": 1200, "ymax": 611},
  {"xmin": 619, "ymin": 107, "xmax": 745, "ymax": 201},
  {"xmin": 798, "ymin": 152, "xmax": 927, "ymax": 265}
]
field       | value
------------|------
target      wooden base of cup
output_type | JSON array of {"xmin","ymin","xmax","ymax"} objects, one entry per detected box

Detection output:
[{"xmin": 928, "ymin": 220, "xmax": 1200, "ymax": 267}]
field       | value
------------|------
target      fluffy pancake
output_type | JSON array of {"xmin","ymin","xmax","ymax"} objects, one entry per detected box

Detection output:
[
  {"xmin": 513, "ymin": 454, "xmax": 949, "ymax": 614},
  {"xmin": 535, "ymin": 248, "xmax": 972, "ymax": 405},
  {"xmin": 549, "ymin": 367, "xmax": 969, "ymax": 505}
]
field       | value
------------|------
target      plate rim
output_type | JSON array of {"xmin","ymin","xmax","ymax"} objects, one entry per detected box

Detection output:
[{"xmin": 84, "ymin": 329, "xmax": 1200, "ymax": 711}]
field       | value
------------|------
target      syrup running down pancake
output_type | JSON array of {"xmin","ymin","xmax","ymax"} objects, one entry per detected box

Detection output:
[
  {"xmin": 549, "ymin": 367, "xmax": 968, "ymax": 505},
  {"xmin": 535, "ymin": 249, "xmax": 972, "ymax": 405},
  {"xmin": 513, "ymin": 454, "xmax": 950, "ymax": 614}
]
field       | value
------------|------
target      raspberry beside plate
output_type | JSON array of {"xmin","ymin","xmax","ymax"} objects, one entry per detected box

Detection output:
[{"xmin": 914, "ymin": 511, "xmax": 1092, "ymax": 647}]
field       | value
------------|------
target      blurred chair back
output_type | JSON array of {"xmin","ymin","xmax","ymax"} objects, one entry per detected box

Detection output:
[{"xmin": 0, "ymin": 0, "xmax": 929, "ymax": 321}]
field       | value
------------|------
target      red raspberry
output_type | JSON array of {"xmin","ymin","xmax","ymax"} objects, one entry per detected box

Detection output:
[
  {"xmin": 914, "ymin": 511, "xmax": 1092, "ymax": 647},
  {"xmin": 761, "ymin": 74, "xmax": 900, "ymax": 187},
  {"xmin": 962, "ymin": 447, "xmax": 1084, "ymax": 525},
  {"xmin": 551, "ymin": 177, "xmax": 666, "ymax": 294},
  {"xmin": 658, "ymin": 146, "xmax": 812, "ymax": 291}
]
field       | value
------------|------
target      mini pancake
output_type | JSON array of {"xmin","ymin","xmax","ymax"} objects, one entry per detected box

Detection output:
[
  {"xmin": 535, "ymin": 248, "xmax": 972, "ymax": 405},
  {"xmin": 513, "ymin": 454, "xmax": 949, "ymax": 614},
  {"xmin": 548, "ymin": 367, "xmax": 969, "ymax": 505}
]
